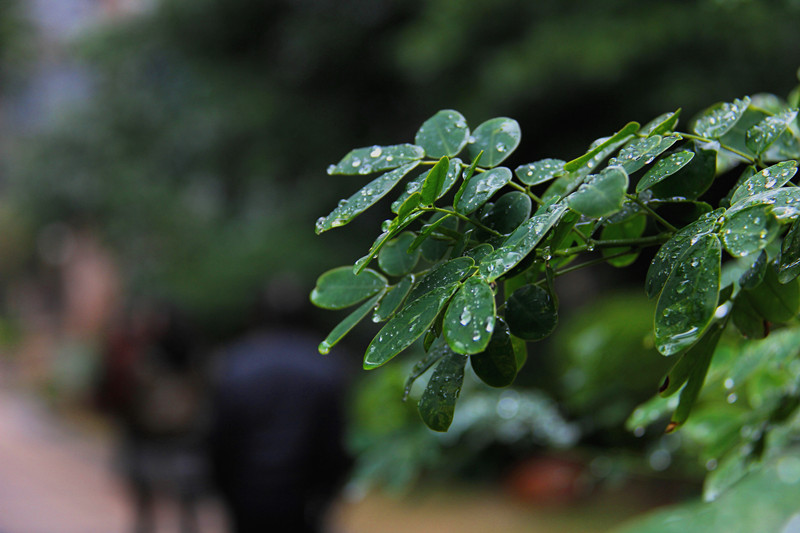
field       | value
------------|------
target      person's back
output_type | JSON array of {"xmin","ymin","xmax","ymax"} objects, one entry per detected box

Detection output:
[{"xmin": 210, "ymin": 329, "xmax": 351, "ymax": 533}]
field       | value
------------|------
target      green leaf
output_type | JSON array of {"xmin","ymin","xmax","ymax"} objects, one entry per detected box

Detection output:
[
  {"xmin": 479, "ymin": 204, "xmax": 568, "ymax": 282},
  {"xmin": 745, "ymin": 108, "xmax": 798, "ymax": 155},
  {"xmin": 654, "ymin": 233, "xmax": 721, "ymax": 356},
  {"xmin": 417, "ymin": 351, "xmax": 467, "ymax": 431},
  {"xmin": 443, "ymin": 277, "xmax": 496, "ymax": 355},
  {"xmin": 600, "ymin": 214, "xmax": 647, "ymax": 267},
  {"xmin": 316, "ymin": 162, "xmax": 419, "ymax": 234},
  {"xmin": 373, "ymin": 275, "xmax": 414, "ymax": 322},
  {"xmin": 505, "ymin": 284, "xmax": 558, "ymax": 341},
  {"xmin": 741, "ymin": 264, "xmax": 800, "ymax": 323},
  {"xmin": 515, "ymin": 159, "xmax": 565, "ymax": 186},
  {"xmin": 455, "ymin": 167, "xmax": 512, "ymax": 214},
  {"xmin": 730, "ymin": 160, "xmax": 798, "ymax": 205},
  {"xmin": 739, "ymin": 250, "xmax": 768, "ymax": 290},
  {"xmin": 778, "ymin": 219, "xmax": 800, "ymax": 283},
  {"xmin": 327, "ymin": 144, "xmax": 425, "ymax": 175},
  {"xmin": 420, "ymin": 156, "xmax": 450, "ymax": 205},
  {"xmin": 563, "ymin": 121, "xmax": 639, "ymax": 172},
  {"xmin": 641, "ymin": 109, "xmax": 681, "ymax": 136},
  {"xmin": 391, "ymin": 158, "xmax": 463, "ymax": 213},
  {"xmin": 419, "ymin": 213, "xmax": 460, "ymax": 262},
  {"xmin": 720, "ymin": 204, "xmax": 781, "ymax": 257},
  {"xmin": 692, "ymin": 96, "xmax": 751, "ymax": 139},
  {"xmin": 364, "ymin": 285, "xmax": 458, "ymax": 369},
  {"xmin": 727, "ymin": 187, "xmax": 800, "ymax": 222},
  {"xmin": 470, "ymin": 320, "xmax": 518, "ymax": 388},
  {"xmin": 318, "ymin": 293, "xmax": 383, "ymax": 354},
  {"xmin": 311, "ymin": 266, "xmax": 387, "ymax": 309},
  {"xmin": 609, "ymin": 134, "xmax": 680, "ymax": 175},
  {"xmin": 406, "ymin": 256, "xmax": 475, "ymax": 303},
  {"xmin": 453, "ymin": 153, "xmax": 483, "ymax": 208},
  {"xmin": 636, "ymin": 151, "xmax": 695, "ymax": 192},
  {"xmin": 353, "ymin": 211, "xmax": 424, "ymax": 274},
  {"xmin": 731, "ymin": 296, "xmax": 768, "ymax": 339},
  {"xmin": 645, "ymin": 209, "xmax": 723, "ymax": 299},
  {"xmin": 378, "ymin": 232, "xmax": 421, "ymax": 276},
  {"xmin": 669, "ymin": 322, "xmax": 723, "ymax": 427},
  {"xmin": 649, "ymin": 145, "xmax": 716, "ymax": 200},
  {"xmin": 566, "ymin": 165, "xmax": 629, "ymax": 218},
  {"xmin": 414, "ymin": 110, "xmax": 470, "ymax": 158},
  {"xmin": 479, "ymin": 191, "xmax": 532, "ymax": 235},
  {"xmin": 466, "ymin": 117, "xmax": 521, "ymax": 168},
  {"xmin": 402, "ymin": 338, "xmax": 450, "ymax": 400}
]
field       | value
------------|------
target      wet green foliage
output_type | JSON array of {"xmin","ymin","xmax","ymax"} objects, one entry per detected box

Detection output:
[{"xmin": 312, "ymin": 88, "xmax": 800, "ymax": 447}]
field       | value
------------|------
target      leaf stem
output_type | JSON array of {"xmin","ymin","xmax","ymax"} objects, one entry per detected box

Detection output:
[
  {"xmin": 680, "ymin": 132, "xmax": 756, "ymax": 163},
  {"xmin": 626, "ymin": 194, "xmax": 679, "ymax": 233},
  {"xmin": 507, "ymin": 181, "xmax": 545, "ymax": 206},
  {"xmin": 551, "ymin": 233, "xmax": 672, "ymax": 257}
]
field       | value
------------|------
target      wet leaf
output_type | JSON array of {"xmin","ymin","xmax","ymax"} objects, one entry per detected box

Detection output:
[
  {"xmin": 727, "ymin": 187, "xmax": 800, "ymax": 222},
  {"xmin": 641, "ymin": 109, "xmax": 681, "ymax": 136},
  {"xmin": 778, "ymin": 219, "xmax": 800, "ymax": 283},
  {"xmin": 654, "ymin": 233, "xmax": 721, "ymax": 356},
  {"xmin": 443, "ymin": 277, "xmax": 496, "ymax": 354},
  {"xmin": 670, "ymin": 322, "xmax": 724, "ymax": 426},
  {"xmin": 731, "ymin": 296, "xmax": 768, "ymax": 339},
  {"xmin": 378, "ymin": 232, "xmax": 421, "ymax": 277},
  {"xmin": 479, "ymin": 204, "xmax": 568, "ymax": 282},
  {"xmin": 730, "ymin": 160, "xmax": 798, "ymax": 205},
  {"xmin": 636, "ymin": 151, "xmax": 695, "ymax": 192},
  {"xmin": 420, "ymin": 156, "xmax": 450, "ymax": 205},
  {"xmin": 566, "ymin": 165, "xmax": 629, "ymax": 218},
  {"xmin": 720, "ymin": 204, "xmax": 780, "ymax": 257},
  {"xmin": 311, "ymin": 266, "xmax": 387, "ymax": 309},
  {"xmin": 601, "ymin": 214, "xmax": 647, "ymax": 267},
  {"xmin": 353, "ymin": 212, "xmax": 424, "ymax": 274},
  {"xmin": 745, "ymin": 108, "xmax": 798, "ymax": 155},
  {"xmin": 364, "ymin": 285, "xmax": 459, "ymax": 369},
  {"xmin": 563, "ymin": 122, "xmax": 640, "ymax": 172},
  {"xmin": 645, "ymin": 209, "xmax": 723, "ymax": 299},
  {"xmin": 692, "ymin": 96, "xmax": 751, "ymax": 139},
  {"xmin": 471, "ymin": 320, "xmax": 518, "ymax": 388},
  {"xmin": 649, "ymin": 145, "xmax": 716, "ymax": 200},
  {"xmin": 515, "ymin": 158, "xmax": 565, "ymax": 186},
  {"xmin": 740, "ymin": 265, "xmax": 800, "ymax": 323},
  {"xmin": 609, "ymin": 134, "xmax": 680, "ymax": 175},
  {"xmin": 415, "ymin": 110, "xmax": 470, "ymax": 158},
  {"xmin": 402, "ymin": 338, "xmax": 451, "ymax": 400},
  {"xmin": 316, "ymin": 162, "xmax": 419, "ymax": 233},
  {"xmin": 739, "ymin": 250, "xmax": 768, "ymax": 290},
  {"xmin": 373, "ymin": 275, "xmax": 414, "ymax": 322},
  {"xmin": 466, "ymin": 117, "xmax": 521, "ymax": 168},
  {"xmin": 455, "ymin": 167, "xmax": 512, "ymax": 214},
  {"xmin": 505, "ymin": 284, "xmax": 558, "ymax": 341},
  {"xmin": 418, "ymin": 351, "xmax": 468, "ymax": 431},
  {"xmin": 318, "ymin": 293, "xmax": 383, "ymax": 354},
  {"xmin": 479, "ymin": 191, "xmax": 532, "ymax": 235},
  {"xmin": 407, "ymin": 256, "xmax": 475, "ymax": 303},
  {"xmin": 391, "ymin": 158, "xmax": 463, "ymax": 213},
  {"xmin": 419, "ymin": 213, "xmax": 460, "ymax": 262},
  {"xmin": 327, "ymin": 144, "xmax": 424, "ymax": 175}
]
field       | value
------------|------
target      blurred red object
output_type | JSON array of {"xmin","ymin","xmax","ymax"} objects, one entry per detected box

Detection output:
[{"xmin": 505, "ymin": 455, "xmax": 586, "ymax": 505}]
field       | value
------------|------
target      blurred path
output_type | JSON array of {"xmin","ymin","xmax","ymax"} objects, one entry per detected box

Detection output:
[{"xmin": 0, "ymin": 387, "xmax": 227, "ymax": 533}]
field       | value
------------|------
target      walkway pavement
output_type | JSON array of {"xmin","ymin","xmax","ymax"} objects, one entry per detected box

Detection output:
[{"xmin": 0, "ymin": 388, "xmax": 228, "ymax": 533}]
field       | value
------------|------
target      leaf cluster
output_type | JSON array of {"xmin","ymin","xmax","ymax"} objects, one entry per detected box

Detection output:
[{"xmin": 312, "ymin": 92, "xmax": 800, "ymax": 434}]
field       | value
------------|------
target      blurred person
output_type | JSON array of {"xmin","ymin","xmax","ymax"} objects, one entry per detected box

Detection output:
[
  {"xmin": 209, "ymin": 280, "xmax": 352, "ymax": 533},
  {"xmin": 95, "ymin": 300, "xmax": 209, "ymax": 533}
]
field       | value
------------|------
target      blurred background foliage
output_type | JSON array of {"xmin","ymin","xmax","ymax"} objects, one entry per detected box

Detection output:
[{"xmin": 3, "ymin": 0, "xmax": 800, "ymax": 507}]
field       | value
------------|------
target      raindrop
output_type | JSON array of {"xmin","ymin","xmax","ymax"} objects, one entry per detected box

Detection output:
[
  {"xmin": 327, "ymin": 164, "xmax": 336, "ymax": 174},
  {"xmin": 370, "ymin": 146, "xmax": 383, "ymax": 158},
  {"xmin": 706, "ymin": 458, "xmax": 718, "ymax": 471},
  {"xmin": 726, "ymin": 393, "xmax": 738, "ymax": 404},
  {"xmin": 318, "ymin": 341, "xmax": 331, "ymax": 355},
  {"xmin": 496, "ymin": 143, "xmax": 507, "ymax": 153},
  {"xmin": 633, "ymin": 426, "xmax": 645, "ymax": 438},
  {"xmin": 352, "ymin": 159, "xmax": 362, "ymax": 168},
  {"xmin": 459, "ymin": 309, "xmax": 472, "ymax": 326}
]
